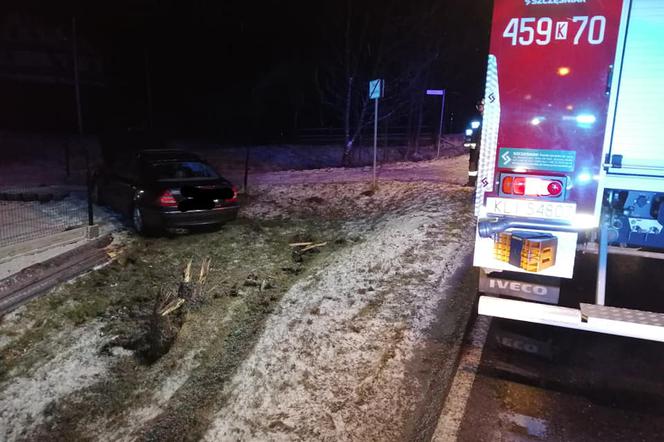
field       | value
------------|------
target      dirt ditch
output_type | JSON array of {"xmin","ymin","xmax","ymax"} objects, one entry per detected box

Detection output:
[{"xmin": 0, "ymin": 176, "xmax": 477, "ymax": 441}]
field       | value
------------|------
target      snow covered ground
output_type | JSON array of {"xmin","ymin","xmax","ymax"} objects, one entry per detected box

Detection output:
[
  {"xmin": 205, "ymin": 187, "xmax": 475, "ymax": 441},
  {"xmin": 248, "ymin": 155, "xmax": 468, "ymax": 187},
  {"xmin": 0, "ymin": 154, "xmax": 477, "ymax": 441},
  {"xmin": 0, "ymin": 321, "xmax": 108, "ymax": 440}
]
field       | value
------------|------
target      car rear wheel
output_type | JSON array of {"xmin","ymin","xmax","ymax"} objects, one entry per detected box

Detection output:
[{"xmin": 132, "ymin": 206, "xmax": 147, "ymax": 235}]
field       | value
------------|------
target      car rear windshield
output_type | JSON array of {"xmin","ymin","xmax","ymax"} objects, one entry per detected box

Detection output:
[{"xmin": 148, "ymin": 161, "xmax": 219, "ymax": 181}]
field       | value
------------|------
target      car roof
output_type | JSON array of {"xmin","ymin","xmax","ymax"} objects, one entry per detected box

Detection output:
[{"xmin": 137, "ymin": 149, "xmax": 202, "ymax": 163}]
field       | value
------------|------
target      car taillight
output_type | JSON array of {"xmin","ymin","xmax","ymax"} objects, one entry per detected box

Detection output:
[
  {"xmin": 159, "ymin": 190, "xmax": 178, "ymax": 207},
  {"xmin": 225, "ymin": 186, "xmax": 239, "ymax": 203},
  {"xmin": 501, "ymin": 176, "xmax": 563, "ymax": 197}
]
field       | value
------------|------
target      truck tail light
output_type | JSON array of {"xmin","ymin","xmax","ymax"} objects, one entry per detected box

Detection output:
[
  {"xmin": 502, "ymin": 176, "xmax": 513, "ymax": 194},
  {"xmin": 547, "ymin": 181, "xmax": 563, "ymax": 197},
  {"xmin": 501, "ymin": 176, "xmax": 563, "ymax": 198},
  {"xmin": 513, "ymin": 177, "xmax": 526, "ymax": 195},
  {"xmin": 159, "ymin": 190, "xmax": 178, "ymax": 207}
]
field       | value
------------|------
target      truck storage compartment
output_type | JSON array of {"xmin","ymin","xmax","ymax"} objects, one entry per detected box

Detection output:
[
  {"xmin": 606, "ymin": 0, "xmax": 664, "ymax": 177},
  {"xmin": 605, "ymin": 189, "xmax": 664, "ymax": 248}
]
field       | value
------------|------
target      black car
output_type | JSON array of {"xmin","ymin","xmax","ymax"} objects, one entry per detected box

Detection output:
[{"xmin": 93, "ymin": 149, "xmax": 239, "ymax": 234}]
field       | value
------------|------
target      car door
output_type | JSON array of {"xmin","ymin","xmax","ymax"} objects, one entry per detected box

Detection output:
[{"xmin": 105, "ymin": 156, "xmax": 139, "ymax": 216}]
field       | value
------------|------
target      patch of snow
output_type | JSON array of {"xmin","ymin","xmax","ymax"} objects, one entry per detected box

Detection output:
[
  {"xmin": 99, "ymin": 349, "xmax": 201, "ymax": 442},
  {"xmin": 97, "ymin": 304, "xmax": 240, "ymax": 442},
  {"xmin": 108, "ymin": 346, "xmax": 134, "ymax": 358},
  {"xmin": 0, "ymin": 307, "xmax": 34, "ymax": 352},
  {"xmin": 240, "ymin": 154, "xmax": 469, "ymax": 222},
  {"xmin": 248, "ymin": 155, "xmax": 468, "ymax": 187},
  {"xmin": 204, "ymin": 186, "xmax": 475, "ymax": 441},
  {"xmin": 0, "ymin": 321, "xmax": 108, "ymax": 441}
]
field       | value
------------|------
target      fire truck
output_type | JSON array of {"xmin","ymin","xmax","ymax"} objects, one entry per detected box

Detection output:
[{"xmin": 474, "ymin": 0, "xmax": 664, "ymax": 342}]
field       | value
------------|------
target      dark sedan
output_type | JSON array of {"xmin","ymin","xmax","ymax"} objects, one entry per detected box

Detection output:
[{"xmin": 93, "ymin": 149, "xmax": 239, "ymax": 234}]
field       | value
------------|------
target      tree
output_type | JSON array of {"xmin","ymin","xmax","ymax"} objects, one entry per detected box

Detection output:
[
  {"xmin": 313, "ymin": 0, "xmax": 493, "ymax": 164},
  {"xmin": 315, "ymin": 0, "xmax": 443, "ymax": 164}
]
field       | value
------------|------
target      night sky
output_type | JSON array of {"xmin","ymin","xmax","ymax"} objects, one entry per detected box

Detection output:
[{"xmin": 1, "ymin": 0, "xmax": 492, "ymax": 143}]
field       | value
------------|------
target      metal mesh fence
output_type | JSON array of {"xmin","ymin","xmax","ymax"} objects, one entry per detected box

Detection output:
[{"xmin": 0, "ymin": 186, "xmax": 89, "ymax": 249}]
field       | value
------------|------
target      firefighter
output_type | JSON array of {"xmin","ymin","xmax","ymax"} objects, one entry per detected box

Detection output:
[{"xmin": 466, "ymin": 99, "xmax": 484, "ymax": 187}]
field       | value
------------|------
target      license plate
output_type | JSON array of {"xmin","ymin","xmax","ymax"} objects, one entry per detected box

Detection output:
[{"xmin": 485, "ymin": 197, "xmax": 576, "ymax": 221}]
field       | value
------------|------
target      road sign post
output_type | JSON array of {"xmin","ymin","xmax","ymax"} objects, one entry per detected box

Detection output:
[
  {"xmin": 369, "ymin": 79, "xmax": 384, "ymax": 188},
  {"xmin": 373, "ymin": 98, "xmax": 378, "ymax": 186},
  {"xmin": 426, "ymin": 89, "xmax": 446, "ymax": 158}
]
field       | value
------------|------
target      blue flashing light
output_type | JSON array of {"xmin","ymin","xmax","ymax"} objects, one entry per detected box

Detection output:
[
  {"xmin": 576, "ymin": 114, "xmax": 597, "ymax": 125},
  {"xmin": 465, "ymin": 129, "xmax": 473, "ymax": 136},
  {"xmin": 577, "ymin": 172, "xmax": 592, "ymax": 184},
  {"xmin": 471, "ymin": 121, "xmax": 481, "ymax": 129}
]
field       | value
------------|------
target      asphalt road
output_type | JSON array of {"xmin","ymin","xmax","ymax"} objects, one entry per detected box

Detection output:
[{"xmin": 437, "ymin": 252, "xmax": 664, "ymax": 442}]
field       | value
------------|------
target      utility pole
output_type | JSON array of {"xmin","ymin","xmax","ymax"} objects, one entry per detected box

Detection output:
[
  {"xmin": 72, "ymin": 16, "xmax": 83, "ymax": 136},
  {"xmin": 243, "ymin": 146, "xmax": 250, "ymax": 194},
  {"xmin": 66, "ymin": 16, "xmax": 83, "ymax": 179},
  {"xmin": 72, "ymin": 16, "xmax": 93, "ymax": 227},
  {"xmin": 145, "ymin": 45, "xmax": 153, "ymax": 129}
]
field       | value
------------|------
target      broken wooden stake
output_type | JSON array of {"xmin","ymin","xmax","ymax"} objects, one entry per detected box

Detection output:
[
  {"xmin": 300, "ymin": 242, "xmax": 328, "ymax": 253},
  {"xmin": 160, "ymin": 298, "xmax": 186, "ymax": 316},
  {"xmin": 198, "ymin": 256, "xmax": 211, "ymax": 284},
  {"xmin": 144, "ymin": 257, "xmax": 212, "ymax": 363},
  {"xmin": 183, "ymin": 258, "xmax": 193, "ymax": 283}
]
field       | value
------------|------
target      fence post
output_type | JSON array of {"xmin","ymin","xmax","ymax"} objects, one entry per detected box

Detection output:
[
  {"xmin": 86, "ymin": 146, "xmax": 94, "ymax": 227},
  {"xmin": 243, "ymin": 146, "xmax": 250, "ymax": 195}
]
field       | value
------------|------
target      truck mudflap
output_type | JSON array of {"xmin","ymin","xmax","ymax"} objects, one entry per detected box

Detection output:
[{"xmin": 479, "ymin": 296, "xmax": 664, "ymax": 343}]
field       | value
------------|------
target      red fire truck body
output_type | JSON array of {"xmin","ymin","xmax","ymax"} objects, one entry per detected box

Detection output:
[{"xmin": 474, "ymin": 0, "xmax": 664, "ymax": 341}]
